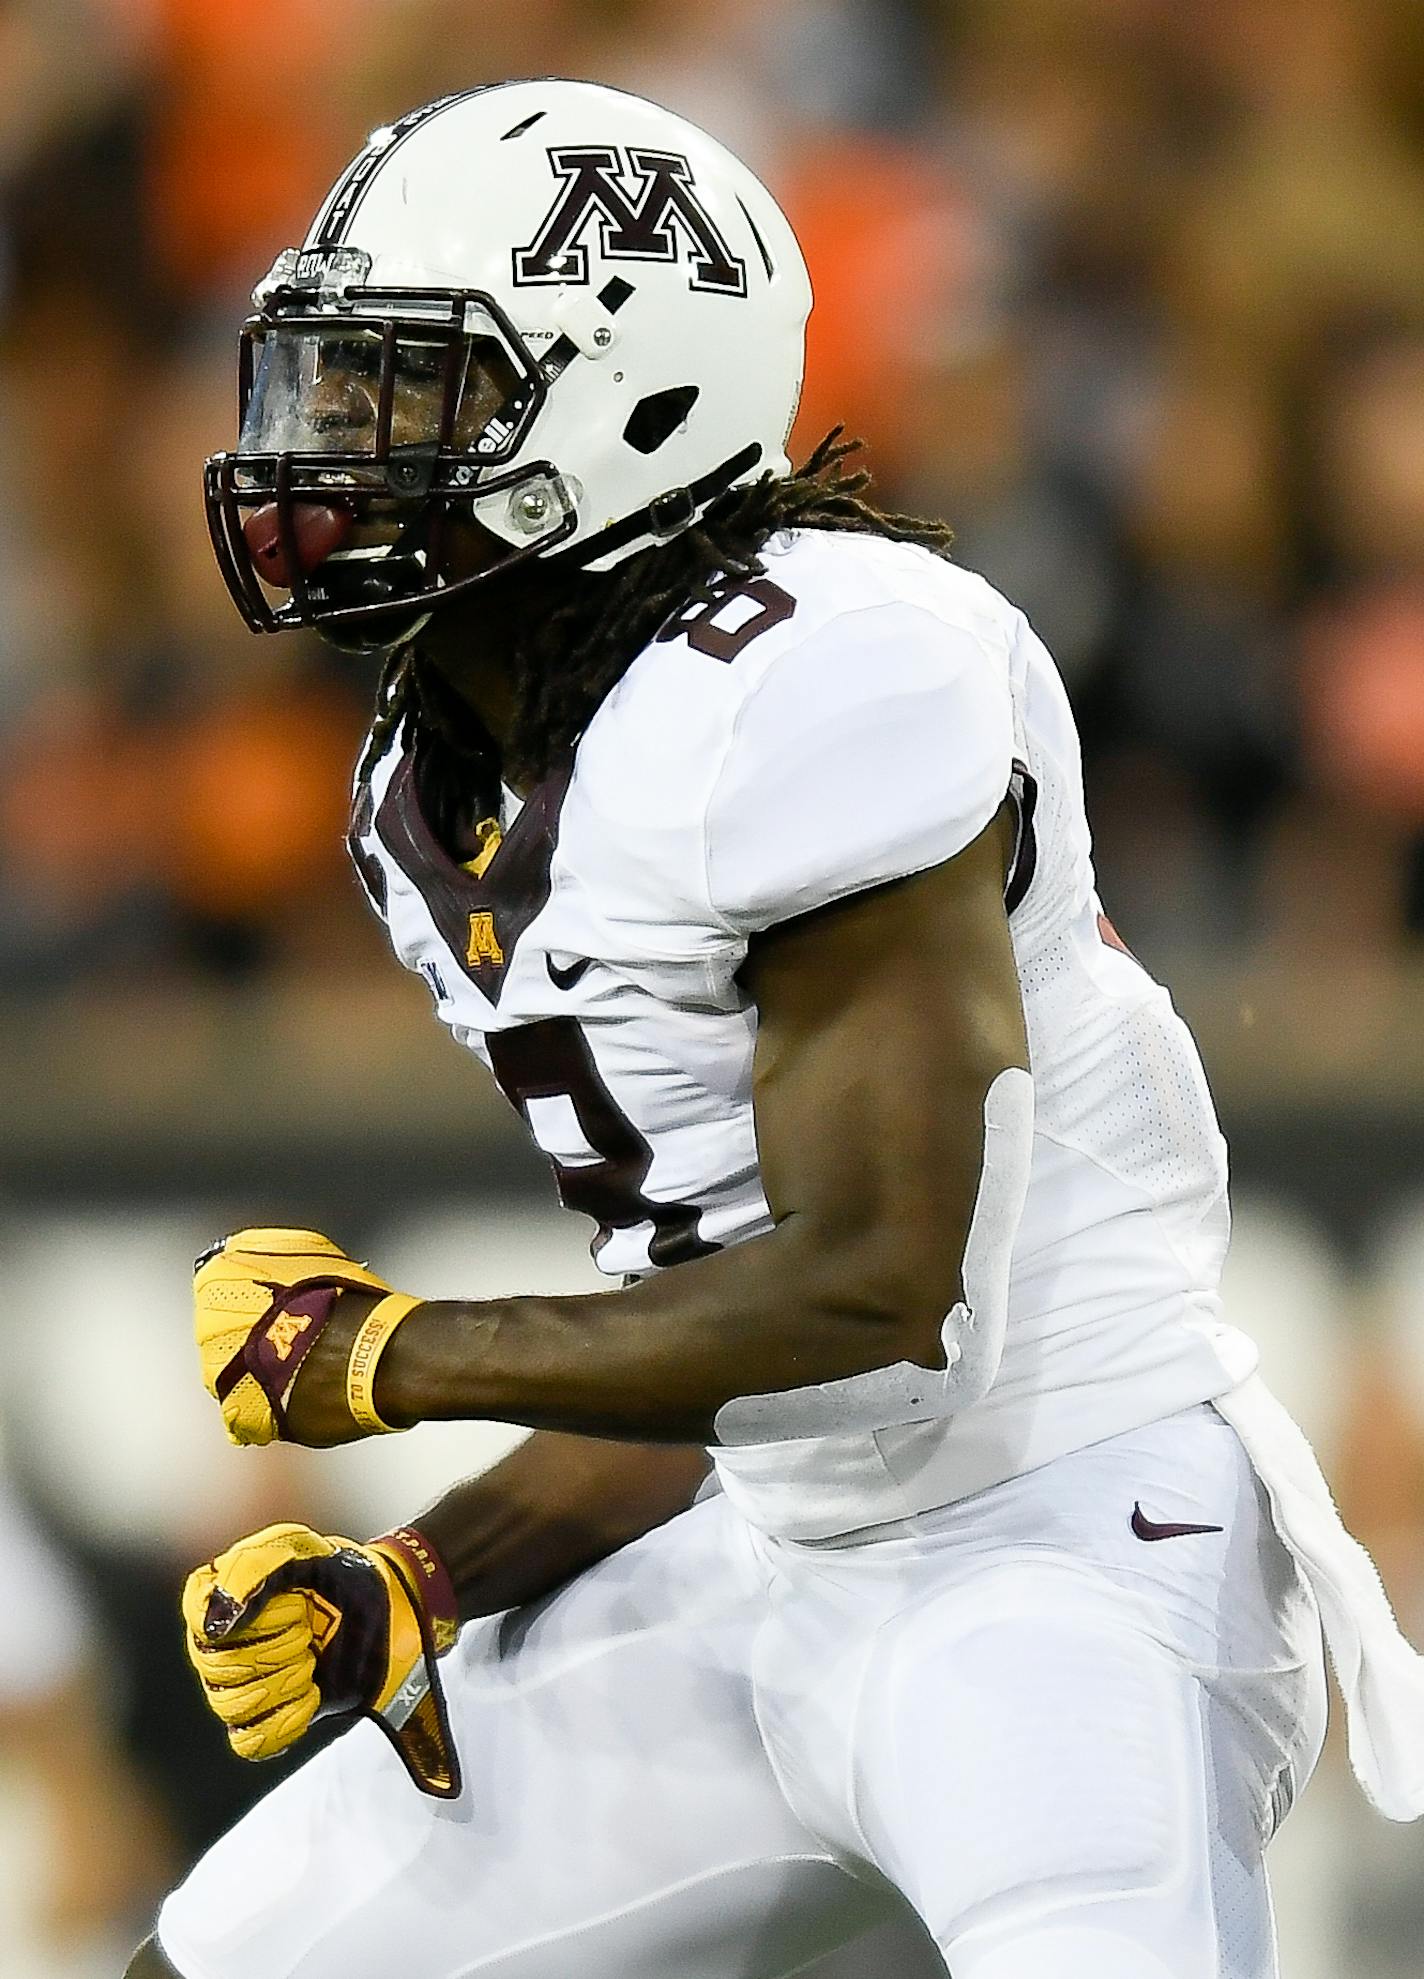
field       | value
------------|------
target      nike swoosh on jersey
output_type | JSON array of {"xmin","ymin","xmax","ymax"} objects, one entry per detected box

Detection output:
[
  {"xmin": 546, "ymin": 954, "xmax": 592, "ymax": 991},
  {"xmin": 1130, "ymin": 1503, "xmax": 1225, "ymax": 1542}
]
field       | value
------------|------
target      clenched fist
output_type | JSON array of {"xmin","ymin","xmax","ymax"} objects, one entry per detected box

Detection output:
[
  {"xmin": 193, "ymin": 1228, "xmax": 423, "ymax": 1446},
  {"xmin": 183, "ymin": 1521, "xmax": 461, "ymax": 1797}
]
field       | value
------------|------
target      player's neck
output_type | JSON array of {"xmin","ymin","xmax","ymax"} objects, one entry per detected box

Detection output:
[{"xmin": 416, "ymin": 601, "xmax": 520, "ymax": 762}]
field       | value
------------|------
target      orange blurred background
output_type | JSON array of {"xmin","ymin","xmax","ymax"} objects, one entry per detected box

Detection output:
[{"xmin": 1, "ymin": 4, "xmax": 1423, "ymax": 1973}]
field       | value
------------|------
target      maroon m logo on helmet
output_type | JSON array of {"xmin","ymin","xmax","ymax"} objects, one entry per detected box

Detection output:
[{"xmin": 513, "ymin": 147, "xmax": 748, "ymax": 297}]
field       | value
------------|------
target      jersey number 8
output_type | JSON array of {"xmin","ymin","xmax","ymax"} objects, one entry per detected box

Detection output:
[{"xmin": 488, "ymin": 1019, "xmax": 719, "ymax": 1269}]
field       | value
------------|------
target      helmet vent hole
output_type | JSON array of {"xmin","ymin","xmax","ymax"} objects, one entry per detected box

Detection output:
[
  {"xmin": 737, "ymin": 196, "xmax": 775, "ymax": 280},
  {"xmin": 501, "ymin": 111, "xmax": 547, "ymax": 141},
  {"xmin": 624, "ymin": 386, "xmax": 700, "ymax": 456}
]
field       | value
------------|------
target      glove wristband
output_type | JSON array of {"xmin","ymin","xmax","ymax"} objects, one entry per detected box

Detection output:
[
  {"xmin": 345, "ymin": 1292, "xmax": 423, "ymax": 1434},
  {"xmin": 370, "ymin": 1525, "xmax": 460, "ymax": 1655},
  {"xmin": 365, "ymin": 1524, "xmax": 462, "ymax": 1798}
]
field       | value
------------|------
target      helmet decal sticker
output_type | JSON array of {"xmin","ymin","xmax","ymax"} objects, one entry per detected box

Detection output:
[
  {"xmin": 315, "ymin": 90, "xmax": 488, "ymax": 248},
  {"xmin": 513, "ymin": 147, "xmax": 749, "ymax": 297}
]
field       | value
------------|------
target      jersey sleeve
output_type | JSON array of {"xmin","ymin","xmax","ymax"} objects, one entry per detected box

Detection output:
[{"xmin": 703, "ymin": 600, "xmax": 1016, "ymax": 934}]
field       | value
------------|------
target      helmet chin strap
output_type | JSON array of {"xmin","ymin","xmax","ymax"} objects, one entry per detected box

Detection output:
[
  {"xmin": 562, "ymin": 443, "xmax": 764, "ymax": 569},
  {"xmin": 295, "ymin": 441, "xmax": 764, "ymax": 654},
  {"xmin": 321, "ymin": 603, "xmax": 433, "ymax": 659}
]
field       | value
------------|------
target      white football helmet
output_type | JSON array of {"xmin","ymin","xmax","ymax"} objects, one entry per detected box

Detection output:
[{"xmin": 205, "ymin": 79, "xmax": 812, "ymax": 645}]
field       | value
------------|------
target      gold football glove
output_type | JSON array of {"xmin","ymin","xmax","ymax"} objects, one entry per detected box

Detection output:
[
  {"xmin": 194, "ymin": 1227, "xmax": 422, "ymax": 1445},
  {"xmin": 183, "ymin": 1521, "xmax": 461, "ymax": 1798}
]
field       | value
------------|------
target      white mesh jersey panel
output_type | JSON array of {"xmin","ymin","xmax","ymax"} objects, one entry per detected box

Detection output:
[{"xmin": 350, "ymin": 530, "xmax": 1256, "ymax": 1538}]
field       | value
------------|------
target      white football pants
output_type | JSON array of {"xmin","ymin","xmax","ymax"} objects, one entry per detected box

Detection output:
[{"xmin": 159, "ymin": 1405, "xmax": 1327, "ymax": 1979}]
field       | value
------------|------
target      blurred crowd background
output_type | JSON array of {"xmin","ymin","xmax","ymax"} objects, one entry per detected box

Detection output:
[{"xmin": 1, "ymin": 1, "xmax": 1423, "ymax": 1973}]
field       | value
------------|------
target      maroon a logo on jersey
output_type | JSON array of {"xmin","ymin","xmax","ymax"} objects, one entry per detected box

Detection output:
[{"xmin": 513, "ymin": 146, "xmax": 748, "ymax": 296}]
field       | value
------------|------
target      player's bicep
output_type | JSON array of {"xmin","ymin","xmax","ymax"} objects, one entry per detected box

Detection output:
[{"xmin": 741, "ymin": 805, "xmax": 1030, "ymax": 1361}]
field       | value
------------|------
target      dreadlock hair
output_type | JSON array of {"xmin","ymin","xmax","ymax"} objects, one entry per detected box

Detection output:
[{"xmin": 360, "ymin": 431, "xmax": 954, "ymax": 842}]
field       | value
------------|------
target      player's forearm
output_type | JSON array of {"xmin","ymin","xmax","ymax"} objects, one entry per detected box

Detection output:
[
  {"xmin": 375, "ymin": 1215, "xmax": 954, "ymax": 1443},
  {"xmin": 411, "ymin": 1431, "xmax": 710, "ymax": 1621}
]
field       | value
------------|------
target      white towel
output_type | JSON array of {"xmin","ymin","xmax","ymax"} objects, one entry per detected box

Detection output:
[{"xmin": 1216, "ymin": 1373, "xmax": 1424, "ymax": 1821}]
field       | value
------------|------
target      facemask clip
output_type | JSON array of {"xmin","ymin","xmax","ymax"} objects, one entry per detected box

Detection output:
[{"xmin": 386, "ymin": 442, "xmax": 440, "ymax": 499}]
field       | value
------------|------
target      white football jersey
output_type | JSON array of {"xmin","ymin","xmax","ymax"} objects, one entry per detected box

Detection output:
[{"xmin": 350, "ymin": 530, "xmax": 1257, "ymax": 1540}]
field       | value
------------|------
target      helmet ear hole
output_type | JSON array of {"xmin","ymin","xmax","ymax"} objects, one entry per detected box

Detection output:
[{"xmin": 623, "ymin": 386, "xmax": 700, "ymax": 457}]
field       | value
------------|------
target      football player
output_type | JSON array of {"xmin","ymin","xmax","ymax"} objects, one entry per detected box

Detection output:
[{"xmin": 130, "ymin": 81, "xmax": 1424, "ymax": 1979}]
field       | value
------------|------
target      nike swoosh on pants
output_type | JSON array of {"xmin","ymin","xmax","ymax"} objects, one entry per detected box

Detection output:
[{"xmin": 1130, "ymin": 1502, "xmax": 1225, "ymax": 1542}]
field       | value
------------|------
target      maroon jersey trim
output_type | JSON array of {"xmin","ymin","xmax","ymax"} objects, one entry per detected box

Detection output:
[{"xmin": 359, "ymin": 753, "xmax": 572, "ymax": 1003}]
